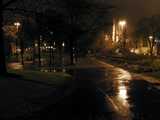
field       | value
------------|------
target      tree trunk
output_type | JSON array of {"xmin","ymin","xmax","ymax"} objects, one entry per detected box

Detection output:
[
  {"xmin": 157, "ymin": 43, "xmax": 160, "ymax": 56},
  {"xmin": 38, "ymin": 36, "xmax": 41, "ymax": 67},
  {"xmin": 32, "ymin": 42, "xmax": 35, "ymax": 64},
  {"xmin": 70, "ymin": 39, "xmax": 74, "ymax": 65},
  {"xmin": 15, "ymin": 37, "xmax": 19, "ymax": 61},
  {"xmin": 148, "ymin": 38, "xmax": 154, "ymax": 56},
  {"xmin": 20, "ymin": 38, "xmax": 24, "ymax": 65},
  {"xmin": 49, "ymin": 39, "xmax": 52, "ymax": 72},
  {"xmin": 0, "ymin": 7, "xmax": 7, "ymax": 75},
  {"xmin": 75, "ymin": 39, "xmax": 78, "ymax": 63},
  {"xmin": 150, "ymin": 46, "xmax": 154, "ymax": 56}
]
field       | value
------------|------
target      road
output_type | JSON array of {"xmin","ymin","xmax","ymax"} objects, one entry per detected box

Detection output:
[{"xmin": 7, "ymin": 60, "xmax": 160, "ymax": 120}]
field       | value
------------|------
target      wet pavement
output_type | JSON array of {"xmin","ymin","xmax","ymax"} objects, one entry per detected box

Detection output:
[
  {"xmin": 7, "ymin": 61, "xmax": 160, "ymax": 120},
  {"xmin": 69, "ymin": 62, "xmax": 160, "ymax": 120},
  {"xmin": 7, "ymin": 62, "xmax": 66, "ymax": 73}
]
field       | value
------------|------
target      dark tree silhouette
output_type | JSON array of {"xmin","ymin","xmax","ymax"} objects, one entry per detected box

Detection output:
[
  {"xmin": 0, "ymin": 0, "xmax": 16, "ymax": 75},
  {"xmin": 55, "ymin": 0, "xmax": 113, "ymax": 64},
  {"xmin": 134, "ymin": 15, "xmax": 160, "ymax": 56},
  {"xmin": 2, "ymin": 0, "xmax": 113, "ymax": 70},
  {"xmin": 0, "ymin": 0, "xmax": 23, "ymax": 75}
]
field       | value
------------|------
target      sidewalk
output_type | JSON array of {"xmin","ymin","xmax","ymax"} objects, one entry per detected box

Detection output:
[
  {"xmin": 92, "ymin": 57, "xmax": 160, "ymax": 87},
  {"xmin": 71, "ymin": 57, "xmax": 132, "ymax": 120},
  {"xmin": 75, "ymin": 57, "xmax": 160, "ymax": 119},
  {"xmin": 0, "ymin": 71, "xmax": 74, "ymax": 119}
]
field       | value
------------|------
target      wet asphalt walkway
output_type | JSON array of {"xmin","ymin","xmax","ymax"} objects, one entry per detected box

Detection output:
[
  {"xmin": 68, "ymin": 59, "xmax": 160, "ymax": 120},
  {"xmin": 7, "ymin": 59, "xmax": 160, "ymax": 120}
]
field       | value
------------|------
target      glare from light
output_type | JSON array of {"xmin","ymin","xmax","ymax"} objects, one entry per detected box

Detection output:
[
  {"xmin": 14, "ymin": 22, "xmax": 21, "ymax": 28},
  {"xmin": 112, "ymin": 22, "xmax": 116, "ymax": 42},
  {"xmin": 118, "ymin": 86, "xmax": 128, "ymax": 99},
  {"xmin": 119, "ymin": 20, "xmax": 126, "ymax": 28},
  {"xmin": 105, "ymin": 34, "xmax": 109, "ymax": 41},
  {"xmin": 14, "ymin": 22, "xmax": 21, "ymax": 32},
  {"xmin": 35, "ymin": 43, "xmax": 38, "ymax": 47},
  {"xmin": 115, "ymin": 69, "xmax": 131, "ymax": 108},
  {"xmin": 130, "ymin": 49, "xmax": 134, "ymax": 53},
  {"xmin": 17, "ymin": 48, "xmax": 21, "ymax": 52},
  {"xmin": 116, "ymin": 68, "xmax": 132, "ymax": 80},
  {"xmin": 62, "ymin": 42, "xmax": 65, "ymax": 47},
  {"xmin": 135, "ymin": 49, "xmax": 140, "ymax": 54},
  {"xmin": 149, "ymin": 35, "xmax": 153, "ymax": 40}
]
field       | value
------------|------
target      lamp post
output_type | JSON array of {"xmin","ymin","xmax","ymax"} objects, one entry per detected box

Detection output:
[
  {"xmin": 14, "ymin": 22, "xmax": 21, "ymax": 61},
  {"xmin": 53, "ymin": 41, "xmax": 56, "ymax": 72},
  {"xmin": 149, "ymin": 35, "xmax": 154, "ymax": 56},
  {"xmin": 38, "ymin": 35, "xmax": 42, "ymax": 67},
  {"xmin": 119, "ymin": 20, "xmax": 126, "ymax": 30},
  {"xmin": 118, "ymin": 20, "xmax": 127, "ymax": 49},
  {"xmin": 14, "ymin": 22, "xmax": 21, "ymax": 32},
  {"xmin": 62, "ymin": 41, "xmax": 65, "ymax": 72},
  {"xmin": 49, "ymin": 31, "xmax": 53, "ymax": 72}
]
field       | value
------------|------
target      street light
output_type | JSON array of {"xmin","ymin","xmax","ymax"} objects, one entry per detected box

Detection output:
[
  {"xmin": 35, "ymin": 43, "xmax": 38, "ymax": 47},
  {"xmin": 62, "ymin": 41, "xmax": 65, "ymax": 47},
  {"xmin": 118, "ymin": 20, "xmax": 127, "ymax": 49},
  {"xmin": 14, "ymin": 22, "xmax": 21, "ymax": 32},
  {"xmin": 149, "ymin": 35, "xmax": 153, "ymax": 40},
  {"xmin": 14, "ymin": 22, "xmax": 21, "ymax": 61},
  {"xmin": 119, "ymin": 20, "xmax": 126, "ymax": 29}
]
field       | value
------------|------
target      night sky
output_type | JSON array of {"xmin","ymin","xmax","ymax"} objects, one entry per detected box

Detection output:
[
  {"xmin": 3, "ymin": 0, "xmax": 160, "ymax": 22},
  {"xmin": 112, "ymin": 0, "xmax": 160, "ymax": 32},
  {"xmin": 114, "ymin": 0, "xmax": 160, "ymax": 21},
  {"xmin": 3, "ymin": 0, "xmax": 160, "ymax": 31}
]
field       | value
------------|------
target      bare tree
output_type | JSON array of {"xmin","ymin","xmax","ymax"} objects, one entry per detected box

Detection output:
[{"xmin": 134, "ymin": 16, "xmax": 160, "ymax": 56}]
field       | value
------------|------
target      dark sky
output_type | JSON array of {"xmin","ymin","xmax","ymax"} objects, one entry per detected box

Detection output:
[
  {"xmin": 112, "ymin": 0, "xmax": 160, "ymax": 31},
  {"xmin": 3, "ymin": 0, "xmax": 160, "ymax": 31},
  {"xmin": 113, "ymin": 0, "xmax": 160, "ymax": 20}
]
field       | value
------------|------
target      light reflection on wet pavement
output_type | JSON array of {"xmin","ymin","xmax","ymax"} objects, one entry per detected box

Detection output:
[
  {"xmin": 102, "ymin": 66, "xmax": 160, "ymax": 120},
  {"xmin": 109, "ymin": 68, "xmax": 132, "ymax": 118},
  {"xmin": 71, "ymin": 65, "xmax": 160, "ymax": 120}
]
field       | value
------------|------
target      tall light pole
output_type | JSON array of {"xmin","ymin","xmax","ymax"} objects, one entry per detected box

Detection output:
[
  {"xmin": 14, "ymin": 22, "xmax": 21, "ymax": 61},
  {"xmin": 62, "ymin": 41, "xmax": 65, "ymax": 72},
  {"xmin": 53, "ymin": 41, "xmax": 56, "ymax": 72},
  {"xmin": 119, "ymin": 20, "xmax": 126, "ymax": 30},
  {"xmin": 112, "ymin": 19, "xmax": 116, "ymax": 43},
  {"xmin": 49, "ymin": 31, "xmax": 53, "ymax": 72},
  {"xmin": 149, "ymin": 35, "xmax": 154, "ymax": 56},
  {"xmin": 118, "ymin": 20, "xmax": 127, "ymax": 49},
  {"xmin": 14, "ymin": 22, "xmax": 21, "ymax": 32},
  {"xmin": 38, "ymin": 35, "xmax": 42, "ymax": 67}
]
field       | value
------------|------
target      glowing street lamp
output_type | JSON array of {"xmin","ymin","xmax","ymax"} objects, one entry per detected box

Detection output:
[
  {"xmin": 14, "ymin": 22, "xmax": 21, "ymax": 32},
  {"xmin": 62, "ymin": 41, "xmax": 65, "ymax": 72},
  {"xmin": 35, "ymin": 43, "xmax": 38, "ymax": 47},
  {"xmin": 14, "ymin": 22, "xmax": 21, "ymax": 61},
  {"xmin": 149, "ymin": 35, "xmax": 153, "ymax": 40},
  {"xmin": 118, "ymin": 20, "xmax": 127, "ymax": 49},
  {"xmin": 119, "ymin": 20, "xmax": 126, "ymax": 29},
  {"xmin": 62, "ymin": 41, "xmax": 65, "ymax": 47}
]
